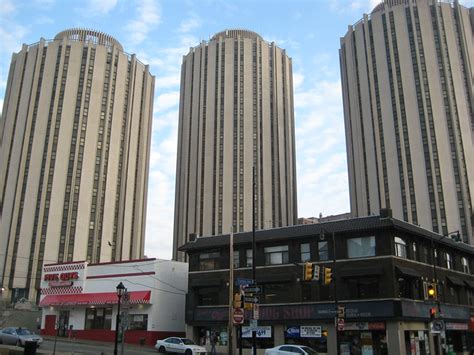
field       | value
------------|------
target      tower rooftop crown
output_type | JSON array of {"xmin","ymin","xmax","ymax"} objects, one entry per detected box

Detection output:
[
  {"xmin": 211, "ymin": 29, "xmax": 263, "ymax": 41},
  {"xmin": 54, "ymin": 28, "xmax": 123, "ymax": 51}
]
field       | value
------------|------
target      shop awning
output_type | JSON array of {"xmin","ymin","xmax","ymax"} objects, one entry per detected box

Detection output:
[
  {"xmin": 464, "ymin": 280, "xmax": 474, "ymax": 289},
  {"xmin": 39, "ymin": 290, "xmax": 151, "ymax": 307},
  {"xmin": 446, "ymin": 276, "xmax": 464, "ymax": 287},
  {"xmin": 395, "ymin": 266, "xmax": 420, "ymax": 278}
]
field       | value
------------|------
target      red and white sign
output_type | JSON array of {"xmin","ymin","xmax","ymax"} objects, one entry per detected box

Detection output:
[
  {"xmin": 44, "ymin": 272, "xmax": 79, "ymax": 287},
  {"xmin": 337, "ymin": 318, "xmax": 345, "ymax": 331},
  {"xmin": 233, "ymin": 308, "xmax": 244, "ymax": 324}
]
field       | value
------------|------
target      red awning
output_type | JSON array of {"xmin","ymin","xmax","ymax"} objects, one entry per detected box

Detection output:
[{"xmin": 39, "ymin": 291, "xmax": 151, "ymax": 307}]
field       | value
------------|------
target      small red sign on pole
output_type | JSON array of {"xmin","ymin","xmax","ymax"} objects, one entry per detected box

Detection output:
[{"xmin": 233, "ymin": 308, "xmax": 244, "ymax": 324}]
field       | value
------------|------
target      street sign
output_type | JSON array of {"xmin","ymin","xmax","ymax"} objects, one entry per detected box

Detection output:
[
  {"xmin": 244, "ymin": 296, "xmax": 259, "ymax": 304},
  {"xmin": 235, "ymin": 278, "xmax": 255, "ymax": 287},
  {"xmin": 249, "ymin": 319, "xmax": 258, "ymax": 330},
  {"xmin": 338, "ymin": 305, "xmax": 345, "ymax": 318},
  {"xmin": 337, "ymin": 318, "xmax": 345, "ymax": 331},
  {"xmin": 243, "ymin": 285, "xmax": 262, "ymax": 294},
  {"xmin": 431, "ymin": 320, "xmax": 445, "ymax": 333},
  {"xmin": 253, "ymin": 304, "xmax": 259, "ymax": 320},
  {"xmin": 233, "ymin": 308, "xmax": 244, "ymax": 324}
]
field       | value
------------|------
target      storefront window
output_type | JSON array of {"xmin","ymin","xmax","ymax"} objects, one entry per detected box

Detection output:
[
  {"xmin": 394, "ymin": 237, "xmax": 407, "ymax": 258},
  {"xmin": 241, "ymin": 326, "xmax": 274, "ymax": 349},
  {"xmin": 127, "ymin": 314, "xmax": 148, "ymax": 330},
  {"xmin": 233, "ymin": 250, "xmax": 240, "ymax": 268},
  {"xmin": 263, "ymin": 283, "xmax": 292, "ymax": 303},
  {"xmin": 264, "ymin": 245, "xmax": 289, "ymax": 265},
  {"xmin": 200, "ymin": 251, "xmax": 220, "ymax": 270},
  {"xmin": 301, "ymin": 243, "xmax": 311, "ymax": 262},
  {"xmin": 197, "ymin": 326, "xmax": 228, "ymax": 346},
  {"xmin": 404, "ymin": 330, "xmax": 430, "ymax": 355},
  {"xmin": 284, "ymin": 325, "xmax": 327, "ymax": 353},
  {"xmin": 85, "ymin": 307, "xmax": 112, "ymax": 329},
  {"xmin": 461, "ymin": 257, "xmax": 470, "ymax": 274},
  {"xmin": 318, "ymin": 241, "xmax": 328, "ymax": 261},
  {"xmin": 246, "ymin": 249, "xmax": 253, "ymax": 267},
  {"xmin": 197, "ymin": 286, "xmax": 220, "ymax": 306},
  {"xmin": 347, "ymin": 236, "xmax": 375, "ymax": 258},
  {"xmin": 340, "ymin": 329, "xmax": 387, "ymax": 355},
  {"xmin": 346, "ymin": 276, "xmax": 379, "ymax": 299}
]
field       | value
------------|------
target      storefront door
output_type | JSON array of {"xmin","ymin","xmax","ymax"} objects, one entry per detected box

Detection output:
[
  {"xmin": 58, "ymin": 311, "xmax": 70, "ymax": 337},
  {"xmin": 44, "ymin": 315, "xmax": 56, "ymax": 336}
]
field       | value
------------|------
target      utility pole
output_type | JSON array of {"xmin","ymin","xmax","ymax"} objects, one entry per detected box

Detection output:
[
  {"xmin": 252, "ymin": 166, "xmax": 257, "ymax": 355},
  {"xmin": 228, "ymin": 228, "xmax": 234, "ymax": 355},
  {"xmin": 332, "ymin": 231, "xmax": 340, "ymax": 355}
]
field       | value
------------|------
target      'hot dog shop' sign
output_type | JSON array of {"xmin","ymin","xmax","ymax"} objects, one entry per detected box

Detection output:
[{"xmin": 44, "ymin": 272, "xmax": 79, "ymax": 287}]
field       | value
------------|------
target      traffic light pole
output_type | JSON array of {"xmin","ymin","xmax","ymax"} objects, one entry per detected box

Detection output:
[
  {"xmin": 331, "ymin": 231, "xmax": 340, "ymax": 355},
  {"xmin": 251, "ymin": 166, "xmax": 257, "ymax": 355}
]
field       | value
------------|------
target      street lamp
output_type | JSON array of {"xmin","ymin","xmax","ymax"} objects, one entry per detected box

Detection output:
[
  {"xmin": 320, "ymin": 227, "xmax": 339, "ymax": 355},
  {"xmin": 429, "ymin": 230, "xmax": 460, "ymax": 355},
  {"xmin": 430, "ymin": 230, "xmax": 461, "ymax": 314},
  {"xmin": 114, "ymin": 282, "xmax": 126, "ymax": 355}
]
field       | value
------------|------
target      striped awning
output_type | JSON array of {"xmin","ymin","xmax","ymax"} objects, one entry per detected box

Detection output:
[{"xmin": 39, "ymin": 290, "xmax": 151, "ymax": 307}]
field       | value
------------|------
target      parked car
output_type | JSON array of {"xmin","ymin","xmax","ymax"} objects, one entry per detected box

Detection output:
[
  {"xmin": 155, "ymin": 337, "xmax": 207, "ymax": 354},
  {"xmin": 265, "ymin": 344, "xmax": 319, "ymax": 355},
  {"xmin": 0, "ymin": 327, "xmax": 43, "ymax": 347}
]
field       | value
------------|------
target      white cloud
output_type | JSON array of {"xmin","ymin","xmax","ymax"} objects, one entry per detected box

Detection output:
[
  {"xmin": 155, "ymin": 74, "xmax": 181, "ymax": 89},
  {"xmin": 294, "ymin": 79, "xmax": 350, "ymax": 218},
  {"xmin": 0, "ymin": 24, "xmax": 29, "ymax": 57},
  {"xmin": 85, "ymin": 0, "xmax": 118, "ymax": 15},
  {"xmin": 178, "ymin": 15, "xmax": 201, "ymax": 33},
  {"xmin": 0, "ymin": 0, "xmax": 15, "ymax": 15},
  {"xmin": 125, "ymin": 0, "xmax": 161, "ymax": 45},
  {"xmin": 156, "ymin": 91, "xmax": 179, "ymax": 113}
]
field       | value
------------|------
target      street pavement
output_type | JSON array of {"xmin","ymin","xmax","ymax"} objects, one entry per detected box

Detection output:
[
  {"xmin": 1, "ymin": 338, "xmax": 230, "ymax": 354},
  {"xmin": 40, "ymin": 337, "xmax": 159, "ymax": 354}
]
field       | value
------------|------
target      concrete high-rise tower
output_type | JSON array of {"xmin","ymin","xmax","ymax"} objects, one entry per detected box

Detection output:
[
  {"xmin": 0, "ymin": 29, "xmax": 155, "ymax": 302},
  {"xmin": 173, "ymin": 29, "xmax": 298, "ymax": 261},
  {"xmin": 340, "ymin": 1, "xmax": 473, "ymax": 241}
]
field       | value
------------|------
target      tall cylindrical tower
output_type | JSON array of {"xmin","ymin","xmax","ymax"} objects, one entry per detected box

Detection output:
[
  {"xmin": 340, "ymin": 1, "xmax": 473, "ymax": 241},
  {"xmin": 173, "ymin": 29, "xmax": 298, "ymax": 261},
  {"xmin": 0, "ymin": 29, "xmax": 155, "ymax": 302}
]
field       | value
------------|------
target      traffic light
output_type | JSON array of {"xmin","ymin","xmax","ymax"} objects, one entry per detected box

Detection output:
[
  {"xmin": 303, "ymin": 262, "xmax": 314, "ymax": 281},
  {"xmin": 323, "ymin": 267, "xmax": 333, "ymax": 285},
  {"xmin": 430, "ymin": 307, "xmax": 437, "ymax": 320},
  {"xmin": 233, "ymin": 292, "xmax": 243, "ymax": 308},
  {"xmin": 427, "ymin": 283, "xmax": 437, "ymax": 300}
]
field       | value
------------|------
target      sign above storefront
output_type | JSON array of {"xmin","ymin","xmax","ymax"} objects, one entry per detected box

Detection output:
[{"xmin": 44, "ymin": 272, "xmax": 79, "ymax": 287}]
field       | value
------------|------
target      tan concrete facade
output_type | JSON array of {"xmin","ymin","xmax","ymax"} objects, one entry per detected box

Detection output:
[
  {"xmin": 340, "ymin": 1, "xmax": 474, "ymax": 242},
  {"xmin": 173, "ymin": 29, "xmax": 298, "ymax": 261},
  {"xmin": 0, "ymin": 29, "xmax": 155, "ymax": 302}
]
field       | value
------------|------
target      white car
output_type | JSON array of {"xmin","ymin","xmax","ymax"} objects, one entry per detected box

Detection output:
[
  {"xmin": 155, "ymin": 337, "xmax": 207, "ymax": 354},
  {"xmin": 0, "ymin": 327, "xmax": 43, "ymax": 347},
  {"xmin": 265, "ymin": 344, "xmax": 319, "ymax": 355}
]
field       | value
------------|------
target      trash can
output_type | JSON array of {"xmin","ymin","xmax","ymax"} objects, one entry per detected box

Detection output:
[{"xmin": 23, "ymin": 340, "xmax": 37, "ymax": 355}]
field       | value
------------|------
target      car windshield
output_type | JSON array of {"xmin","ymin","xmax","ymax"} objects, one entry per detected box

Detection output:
[
  {"xmin": 180, "ymin": 338, "xmax": 195, "ymax": 345},
  {"xmin": 300, "ymin": 346, "xmax": 318, "ymax": 354},
  {"xmin": 17, "ymin": 329, "xmax": 32, "ymax": 335}
]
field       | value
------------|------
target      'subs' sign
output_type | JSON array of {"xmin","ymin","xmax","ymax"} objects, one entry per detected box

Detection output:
[{"xmin": 44, "ymin": 272, "xmax": 79, "ymax": 287}]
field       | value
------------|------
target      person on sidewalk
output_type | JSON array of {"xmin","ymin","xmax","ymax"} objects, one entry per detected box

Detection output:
[{"xmin": 210, "ymin": 331, "xmax": 217, "ymax": 355}]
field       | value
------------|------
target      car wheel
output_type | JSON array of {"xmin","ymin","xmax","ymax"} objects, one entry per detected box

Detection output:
[
  {"xmin": 184, "ymin": 350, "xmax": 192, "ymax": 355},
  {"xmin": 158, "ymin": 346, "xmax": 166, "ymax": 353}
]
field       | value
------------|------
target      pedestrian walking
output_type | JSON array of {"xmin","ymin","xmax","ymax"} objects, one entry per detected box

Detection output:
[{"xmin": 210, "ymin": 331, "xmax": 217, "ymax": 355}]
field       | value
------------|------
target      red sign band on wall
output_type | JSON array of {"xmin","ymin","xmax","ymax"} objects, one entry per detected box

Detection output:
[{"xmin": 44, "ymin": 272, "xmax": 79, "ymax": 282}]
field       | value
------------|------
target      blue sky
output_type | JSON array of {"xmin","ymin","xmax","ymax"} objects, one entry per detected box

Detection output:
[{"xmin": 2, "ymin": 0, "xmax": 472, "ymax": 260}]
